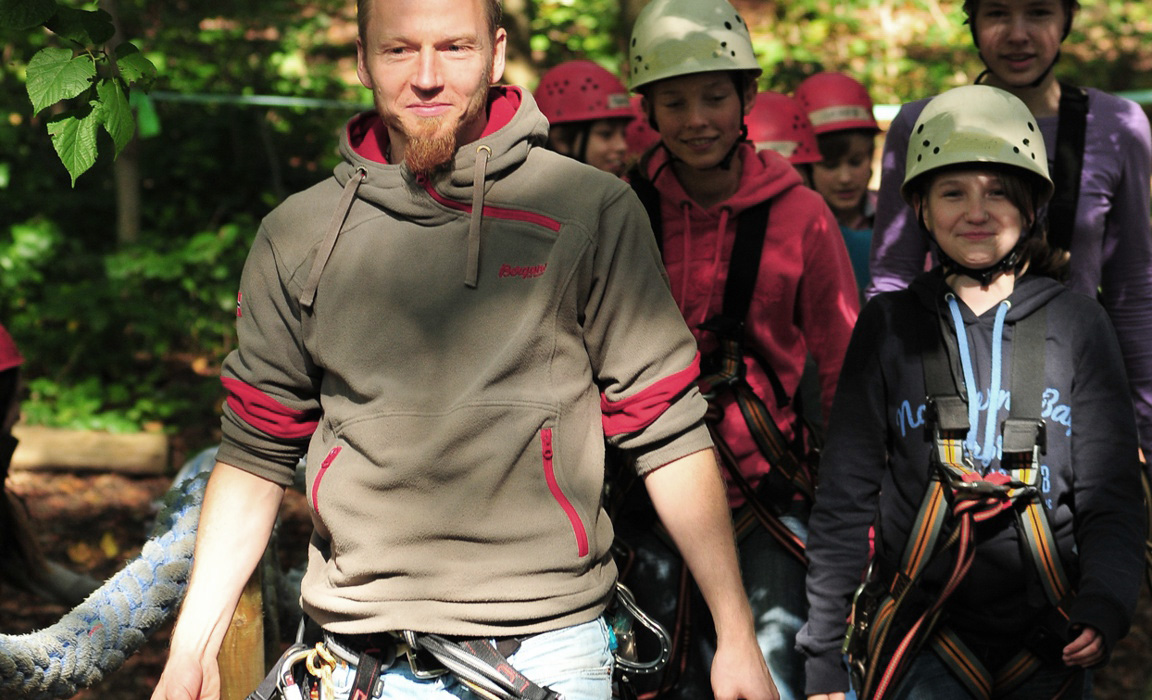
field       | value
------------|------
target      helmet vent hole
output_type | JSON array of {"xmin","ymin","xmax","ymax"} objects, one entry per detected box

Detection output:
[
  {"xmin": 1013, "ymin": 146, "xmax": 1020, "ymax": 153},
  {"xmin": 724, "ymin": 21, "xmax": 732, "ymax": 29},
  {"xmin": 933, "ymin": 147, "xmax": 940, "ymax": 154},
  {"xmin": 1027, "ymin": 122, "xmax": 1035, "ymax": 132},
  {"xmin": 923, "ymin": 140, "xmax": 930, "ymax": 147}
]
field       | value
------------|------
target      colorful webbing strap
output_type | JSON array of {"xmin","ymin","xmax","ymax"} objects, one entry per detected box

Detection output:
[{"xmin": 712, "ymin": 422, "xmax": 807, "ymax": 565}]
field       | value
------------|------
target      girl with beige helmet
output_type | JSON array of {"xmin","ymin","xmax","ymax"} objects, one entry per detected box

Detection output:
[{"xmin": 798, "ymin": 85, "xmax": 1144, "ymax": 700}]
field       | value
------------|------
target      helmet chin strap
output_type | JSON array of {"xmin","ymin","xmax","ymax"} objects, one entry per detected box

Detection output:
[
  {"xmin": 938, "ymin": 246, "xmax": 1022, "ymax": 286},
  {"xmin": 920, "ymin": 214, "xmax": 1037, "ymax": 287}
]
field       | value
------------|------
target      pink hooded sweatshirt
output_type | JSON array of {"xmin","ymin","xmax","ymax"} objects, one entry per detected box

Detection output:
[
  {"xmin": 642, "ymin": 143, "xmax": 860, "ymax": 502},
  {"xmin": 0, "ymin": 324, "xmax": 22, "ymax": 373}
]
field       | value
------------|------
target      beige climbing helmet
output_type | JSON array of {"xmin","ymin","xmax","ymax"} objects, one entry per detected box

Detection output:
[
  {"xmin": 901, "ymin": 84, "xmax": 1053, "ymax": 205},
  {"xmin": 628, "ymin": 0, "xmax": 761, "ymax": 92}
]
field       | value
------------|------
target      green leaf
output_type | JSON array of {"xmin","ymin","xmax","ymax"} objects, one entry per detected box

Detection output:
[
  {"xmin": 26, "ymin": 47, "xmax": 96, "ymax": 115},
  {"xmin": 115, "ymin": 43, "xmax": 157, "ymax": 88},
  {"xmin": 0, "ymin": 0, "xmax": 57, "ymax": 30},
  {"xmin": 47, "ymin": 105, "xmax": 100, "ymax": 186},
  {"xmin": 96, "ymin": 79, "xmax": 133, "ymax": 156},
  {"xmin": 130, "ymin": 89, "xmax": 161, "ymax": 138},
  {"xmin": 43, "ymin": 6, "xmax": 114, "ymax": 45}
]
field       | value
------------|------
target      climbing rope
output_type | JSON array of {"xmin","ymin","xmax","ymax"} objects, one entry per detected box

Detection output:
[{"xmin": 0, "ymin": 469, "xmax": 208, "ymax": 699}]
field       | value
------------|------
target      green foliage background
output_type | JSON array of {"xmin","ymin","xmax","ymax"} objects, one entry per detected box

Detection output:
[{"xmin": 1, "ymin": 0, "xmax": 1150, "ymax": 445}]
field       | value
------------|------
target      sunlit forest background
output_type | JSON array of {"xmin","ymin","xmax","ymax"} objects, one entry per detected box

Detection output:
[{"xmin": 3, "ymin": 0, "xmax": 1151, "ymax": 448}]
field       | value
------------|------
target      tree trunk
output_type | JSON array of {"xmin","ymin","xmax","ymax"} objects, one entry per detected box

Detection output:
[{"xmin": 102, "ymin": 0, "xmax": 142, "ymax": 245}]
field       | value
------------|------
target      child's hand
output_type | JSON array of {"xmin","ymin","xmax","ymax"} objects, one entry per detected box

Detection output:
[{"xmin": 1062, "ymin": 626, "xmax": 1104, "ymax": 668}]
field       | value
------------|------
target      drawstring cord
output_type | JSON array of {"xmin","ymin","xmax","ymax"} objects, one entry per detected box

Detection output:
[
  {"xmin": 465, "ymin": 145, "xmax": 492, "ymax": 288},
  {"xmin": 299, "ymin": 167, "xmax": 367, "ymax": 308},
  {"xmin": 947, "ymin": 294, "xmax": 1011, "ymax": 466},
  {"xmin": 698, "ymin": 207, "xmax": 730, "ymax": 328}
]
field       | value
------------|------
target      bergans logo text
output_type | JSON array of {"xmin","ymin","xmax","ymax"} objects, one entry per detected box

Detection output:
[{"xmin": 499, "ymin": 263, "xmax": 547, "ymax": 279}]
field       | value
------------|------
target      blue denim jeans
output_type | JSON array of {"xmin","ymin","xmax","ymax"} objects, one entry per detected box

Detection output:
[
  {"xmin": 327, "ymin": 618, "xmax": 613, "ymax": 699},
  {"xmin": 618, "ymin": 502, "xmax": 809, "ymax": 700},
  {"xmin": 890, "ymin": 649, "xmax": 1084, "ymax": 700}
]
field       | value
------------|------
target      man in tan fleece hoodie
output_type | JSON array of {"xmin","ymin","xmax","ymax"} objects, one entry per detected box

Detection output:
[{"xmin": 150, "ymin": 1, "xmax": 777, "ymax": 699}]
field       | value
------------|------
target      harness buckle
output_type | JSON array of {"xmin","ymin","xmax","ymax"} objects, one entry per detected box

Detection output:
[
  {"xmin": 1002, "ymin": 417, "xmax": 1046, "ymax": 455},
  {"xmin": 400, "ymin": 631, "xmax": 452, "ymax": 679},
  {"xmin": 927, "ymin": 395, "xmax": 969, "ymax": 433}
]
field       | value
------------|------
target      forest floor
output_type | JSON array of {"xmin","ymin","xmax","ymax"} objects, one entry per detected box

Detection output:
[{"xmin": 2, "ymin": 469, "xmax": 1151, "ymax": 699}]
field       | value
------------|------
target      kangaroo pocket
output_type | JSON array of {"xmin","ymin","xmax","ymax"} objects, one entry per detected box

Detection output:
[{"xmin": 304, "ymin": 404, "xmax": 602, "ymax": 604}]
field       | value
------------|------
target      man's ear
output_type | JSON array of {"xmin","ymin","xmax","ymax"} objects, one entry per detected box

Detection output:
[
  {"xmin": 356, "ymin": 37, "xmax": 373, "ymax": 90},
  {"xmin": 489, "ymin": 27, "xmax": 507, "ymax": 84}
]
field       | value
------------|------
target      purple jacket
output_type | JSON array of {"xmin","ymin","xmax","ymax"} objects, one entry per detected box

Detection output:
[{"xmin": 869, "ymin": 88, "xmax": 1152, "ymax": 458}]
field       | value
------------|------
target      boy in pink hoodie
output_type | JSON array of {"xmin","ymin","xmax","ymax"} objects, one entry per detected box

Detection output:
[{"xmin": 616, "ymin": 1, "xmax": 860, "ymax": 698}]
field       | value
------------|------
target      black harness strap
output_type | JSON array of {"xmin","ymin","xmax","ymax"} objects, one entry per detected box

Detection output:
[
  {"xmin": 1046, "ymin": 83, "xmax": 1088, "ymax": 254},
  {"xmin": 628, "ymin": 172, "xmax": 811, "ymax": 555},
  {"xmin": 627, "ymin": 167, "xmax": 663, "ymax": 251}
]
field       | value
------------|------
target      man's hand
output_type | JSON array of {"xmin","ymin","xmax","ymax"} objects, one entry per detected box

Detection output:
[
  {"xmin": 711, "ymin": 632, "xmax": 780, "ymax": 700},
  {"xmin": 807, "ymin": 694, "xmax": 847, "ymax": 700},
  {"xmin": 151, "ymin": 651, "xmax": 220, "ymax": 700},
  {"xmin": 150, "ymin": 462, "xmax": 284, "ymax": 700},
  {"xmin": 1062, "ymin": 626, "xmax": 1104, "ymax": 668}
]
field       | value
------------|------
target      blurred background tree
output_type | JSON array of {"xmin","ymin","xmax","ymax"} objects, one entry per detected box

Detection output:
[{"xmin": 1, "ymin": 0, "xmax": 1149, "ymax": 453}]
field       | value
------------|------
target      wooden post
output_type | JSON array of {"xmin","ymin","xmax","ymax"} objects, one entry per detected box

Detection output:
[{"xmin": 217, "ymin": 566, "xmax": 265, "ymax": 700}]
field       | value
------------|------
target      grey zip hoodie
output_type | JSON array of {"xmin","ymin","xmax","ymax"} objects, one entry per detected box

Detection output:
[{"xmin": 216, "ymin": 87, "xmax": 712, "ymax": 636}]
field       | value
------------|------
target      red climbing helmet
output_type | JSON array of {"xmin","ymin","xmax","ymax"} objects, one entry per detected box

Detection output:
[
  {"xmin": 793, "ymin": 71, "xmax": 879, "ymax": 135},
  {"xmin": 745, "ymin": 91, "xmax": 822, "ymax": 165},
  {"xmin": 534, "ymin": 61, "xmax": 635, "ymax": 126}
]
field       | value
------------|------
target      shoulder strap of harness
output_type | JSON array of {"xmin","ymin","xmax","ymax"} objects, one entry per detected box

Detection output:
[
  {"xmin": 627, "ymin": 166, "xmax": 664, "ymax": 254},
  {"xmin": 1046, "ymin": 83, "xmax": 1088, "ymax": 254},
  {"xmin": 626, "ymin": 170, "xmax": 813, "ymax": 550}
]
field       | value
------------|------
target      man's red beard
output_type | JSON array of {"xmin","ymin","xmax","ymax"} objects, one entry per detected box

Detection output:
[
  {"xmin": 401, "ymin": 116, "xmax": 458, "ymax": 175},
  {"xmin": 389, "ymin": 70, "xmax": 492, "ymax": 176}
]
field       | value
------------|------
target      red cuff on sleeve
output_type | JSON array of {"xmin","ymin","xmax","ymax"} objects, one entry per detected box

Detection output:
[
  {"xmin": 222, "ymin": 377, "xmax": 319, "ymax": 439},
  {"xmin": 600, "ymin": 353, "xmax": 700, "ymax": 437}
]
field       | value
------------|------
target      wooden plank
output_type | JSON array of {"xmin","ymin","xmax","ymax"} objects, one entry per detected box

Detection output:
[
  {"xmin": 9, "ymin": 424, "xmax": 169, "ymax": 474},
  {"xmin": 218, "ymin": 567, "xmax": 266, "ymax": 700}
]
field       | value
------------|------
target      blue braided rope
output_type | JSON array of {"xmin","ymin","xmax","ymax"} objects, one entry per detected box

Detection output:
[{"xmin": 0, "ymin": 470, "xmax": 208, "ymax": 699}]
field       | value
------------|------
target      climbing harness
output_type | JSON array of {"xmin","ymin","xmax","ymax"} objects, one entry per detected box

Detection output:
[
  {"xmin": 249, "ymin": 580, "xmax": 669, "ymax": 700},
  {"xmin": 845, "ymin": 297, "xmax": 1078, "ymax": 700}
]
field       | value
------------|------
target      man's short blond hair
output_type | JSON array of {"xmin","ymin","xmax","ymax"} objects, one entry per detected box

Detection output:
[{"xmin": 357, "ymin": 0, "xmax": 502, "ymax": 45}]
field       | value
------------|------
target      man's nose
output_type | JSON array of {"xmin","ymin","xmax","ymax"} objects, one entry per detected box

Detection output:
[{"xmin": 413, "ymin": 48, "xmax": 442, "ymax": 91}]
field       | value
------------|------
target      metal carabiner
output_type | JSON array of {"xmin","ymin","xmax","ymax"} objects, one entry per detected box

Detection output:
[{"xmin": 611, "ymin": 581, "xmax": 672, "ymax": 675}]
